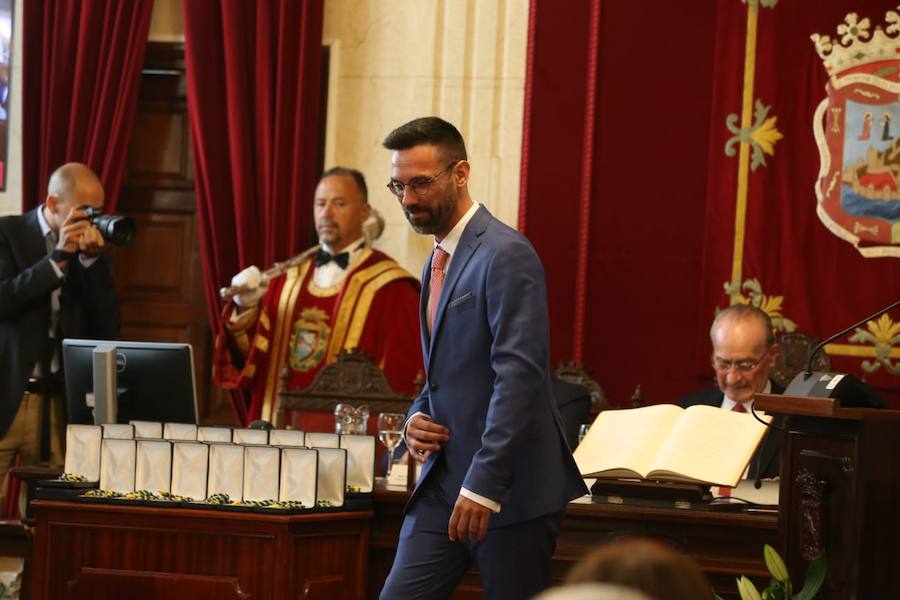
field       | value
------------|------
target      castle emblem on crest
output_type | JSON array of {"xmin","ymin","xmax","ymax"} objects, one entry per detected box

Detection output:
[{"xmin": 812, "ymin": 9, "xmax": 900, "ymax": 257}]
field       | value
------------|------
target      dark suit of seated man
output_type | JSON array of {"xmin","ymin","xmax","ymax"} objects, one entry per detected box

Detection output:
[{"xmin": 677, "ymin": 304, "xmax": 783, "ymax": 480}]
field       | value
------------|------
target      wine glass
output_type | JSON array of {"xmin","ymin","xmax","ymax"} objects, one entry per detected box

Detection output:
[{"xmin": 377, "ymin": 412, "xmax": 405, "ymax": 479}]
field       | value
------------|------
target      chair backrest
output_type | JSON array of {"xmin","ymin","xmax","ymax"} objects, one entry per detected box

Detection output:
[
  {"xmin": 277, "ymin": 348, "xmax": 412, "ymax": 421},
  {"xmin": 771, "ymin": 332, "xmax": 832, "ymax": 389},
  {"xmin": 555, "ymin": 361, "xmax": 608, "ymax": 428}
]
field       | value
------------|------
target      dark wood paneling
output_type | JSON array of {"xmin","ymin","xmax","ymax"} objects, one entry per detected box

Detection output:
[
  {"xmin": 67, "ymin": 568, "xmax": 250, "ymax": 600},
  {"xmin": 114, "ymin": 42, "xmax": 235, "ymax": 426},
  {"xmin": 30, "ymin": 500, "xmax": 371, "ymax": 600}
]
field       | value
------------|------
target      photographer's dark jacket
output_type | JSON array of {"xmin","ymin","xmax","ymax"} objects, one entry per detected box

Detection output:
[{"xmin": 0, "ymin": 207, "xmax": 119, "ymax": 437}]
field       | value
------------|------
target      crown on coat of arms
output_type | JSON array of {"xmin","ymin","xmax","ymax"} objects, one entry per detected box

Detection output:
[{"xmin": 811, "ymin": 9, "xmax": 900, "ymax": 75}]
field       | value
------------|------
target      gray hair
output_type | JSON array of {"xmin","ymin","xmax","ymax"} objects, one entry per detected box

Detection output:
[{"xmin": 710, "ymin": 304, "xmax": 775, "ymax": 348}]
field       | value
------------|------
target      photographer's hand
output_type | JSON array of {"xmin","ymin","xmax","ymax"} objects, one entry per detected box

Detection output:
[
  {"xmin": 53, "ymin": 207, "xmax": 91, "ymax": 267},
  {"xmin": 78, "ymin": 223, "xmax": 106, "ymax": 257}
]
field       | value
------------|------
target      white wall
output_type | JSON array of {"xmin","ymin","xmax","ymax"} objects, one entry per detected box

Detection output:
[{"xmin": 322, "ymin": 0, "xmax": 528, "ymax": 276}]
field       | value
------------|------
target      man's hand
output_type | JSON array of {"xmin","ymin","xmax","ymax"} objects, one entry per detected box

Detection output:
[
  {"xmin": 56, "ymin": 206, "xmax": 93, "ymax": 254},
  {"xmin": 78, "ymin": 222, "xmax": 106, "ymax": 257},
  {"xmin": 231, "ymin": 265, "xmax": 269, "ymax": 308},
  {"xmin": 448, "ymin": 495, "xmax": 491, "ymax": 542},
  {"xmin": 405, "ymin": 414, "xmax": 449, "ymax": 463}
]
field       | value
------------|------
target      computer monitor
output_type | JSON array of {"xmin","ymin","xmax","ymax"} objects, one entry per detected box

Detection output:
[{"xmin": 62, "ymin": 339, "xmax": 198, "ymax": 425}]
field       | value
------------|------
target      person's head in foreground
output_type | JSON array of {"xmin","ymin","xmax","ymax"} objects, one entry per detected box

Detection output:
[{"xmin": 566, "ymin": 537, "xmax": 714, "ymax": 600}]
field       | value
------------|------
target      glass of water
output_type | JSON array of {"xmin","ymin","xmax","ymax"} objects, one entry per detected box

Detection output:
[{"xmin": 377, "ymin": 412, "xmax": 405, "ymax": 479}]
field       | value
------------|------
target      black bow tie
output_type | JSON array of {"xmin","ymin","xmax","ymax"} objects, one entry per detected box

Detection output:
[{"xmin": 315, "ymin": 249, "xmax": 350, "ymax": 269}]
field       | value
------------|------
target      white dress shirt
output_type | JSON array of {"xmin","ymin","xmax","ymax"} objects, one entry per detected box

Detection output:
[
  {"xmin": 312, "ymin": 236, "xmax": 367, "ymax": 289},
  {"xmin": 406, "ymin": 202, "xmax": 500, "ymax": 513}
]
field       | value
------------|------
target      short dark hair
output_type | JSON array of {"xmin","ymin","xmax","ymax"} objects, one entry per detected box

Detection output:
[
  {"xmin": 382, "ymin": 117, "xmax": 468, "ymax": 163},
  {"xmin": 321, "ymin": 166, "xmax": 368, "ymax": 204}
]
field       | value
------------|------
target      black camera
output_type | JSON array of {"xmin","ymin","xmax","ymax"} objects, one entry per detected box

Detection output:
[{"xmin": 80, "ymin": 206, "xmax": 136, "ymax": 246}]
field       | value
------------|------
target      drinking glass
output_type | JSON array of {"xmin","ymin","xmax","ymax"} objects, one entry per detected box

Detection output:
[
  {"xmin": 578, "ymin": 423, "xmax": 591, "ymax": 445},
  {"xmin": 377, "ymin": 412, "xmax": 405, "ymax": 479}
]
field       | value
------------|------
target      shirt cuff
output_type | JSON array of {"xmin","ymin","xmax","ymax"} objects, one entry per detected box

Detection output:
[
  {"xmin": 460, "ymin": 487, "xmax": 501, "ymax": 513},
  {"xmin": 79, "ymin": 254, "xmax": 99, "ymax": 269},
  {"xmin": 48, "ymin": 258, "xmax": 64, "ymax": 279},
  {"xmin": 403, "ymin": 411, "xmax": 429, "ymax": 444}
]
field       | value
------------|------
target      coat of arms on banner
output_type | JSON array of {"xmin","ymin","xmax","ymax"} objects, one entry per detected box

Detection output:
[{"xmin": 812, "ymin": 10, "xmax": 900, "ymax": 257}]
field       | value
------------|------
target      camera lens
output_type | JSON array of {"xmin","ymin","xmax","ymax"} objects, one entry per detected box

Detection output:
[{"xmin": 91, "ymin": 214, "xmax": 137, "ymax": 246}]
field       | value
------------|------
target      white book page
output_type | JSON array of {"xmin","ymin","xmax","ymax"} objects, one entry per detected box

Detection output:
[
  {"xmin": 573, "ymin": 404, "xmax": 684, "ymax": 478},
  {"xmin": 648, "ymin": 405, "xmax": 772, "ymax": 487}
]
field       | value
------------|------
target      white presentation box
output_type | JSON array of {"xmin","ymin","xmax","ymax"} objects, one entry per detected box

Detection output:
[
  {"xmin": 232, "ymin": 429, "xmax": 269, "ymax": 445},
  {"xmin": 135, "ymin": 440, "xmax": 172, "ymax": 493},
  {"xmin": 100, "ymin": 438, "xmax": 136, "ymax": 494},
  {"xmin": 243, "ymin": 445, "xmax": 280, "ymax": 502},
  {"xmin": 268, "ymin": 429, "xmax": 306, "ymax": 447},
  {"xmin": 316, "ymin": 447, "xmax": 347, "ymax": 507},
  {"xmin": 198, "ymin": 427, "xmax": 232, "ymax": 443},
  {"xmin": 171, "ymin": 442, "xmax": 209, "ymax": 501},
  {"xmin": 101, "ymin": 424, "xmax": 134, "ymax": 439},
  {"xmin": 130, "ymin": 421, "xmax": 163, "ymax": 439},
  {"xmin": 207, "ymin": 443, "xmax": 244, "ymax": 501},
  {"xmin": 164, "ymin": 423, "xmax": 198, "ymax": 441},
  {"xmin": 305, "ymin": 432, "xmax": 339, "ymax": 448},
  {"xmin": 340, "ymin": 435, "xmax": 376, "ymax": 493},
  {"xmin": 64, "ymin": 424, "xmax": 102, "ymax": 481},
  {"xmin": 279, "ymin": 447, "xmax": 318, "ymax": 507}
]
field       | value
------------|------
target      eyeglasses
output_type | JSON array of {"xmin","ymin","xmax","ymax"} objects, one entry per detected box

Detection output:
[
  {"xmin": 386, "ymin": 162, "xmax": 458, "ymax": 199},
  {"xmin": 711, "ymin": 351, "xmax": 769, "ymax": 373}
]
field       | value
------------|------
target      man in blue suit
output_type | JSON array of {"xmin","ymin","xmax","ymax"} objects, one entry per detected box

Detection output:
[{"xmin": 380, "ymin": 117, "xmax": 587, "ymax": 600}]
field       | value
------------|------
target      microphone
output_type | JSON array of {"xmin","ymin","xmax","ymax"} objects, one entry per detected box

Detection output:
[
  {"xmin": 803, "ymin": 299, "xmax": 900, "ymax": 377},
  {"xmin": 783, "ymin": 300, "xmax": 897, "ymax": 408}
]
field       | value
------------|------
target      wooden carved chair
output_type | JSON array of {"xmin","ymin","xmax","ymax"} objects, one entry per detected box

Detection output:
[
  {"xmin": 554, "ymin": 362, "xmax": 607, "ymax": 447},
  {"xmin": 771, "ymin": 332, "xmax": 832, "ymax": 390},
  {"xmin": 277, "ymin": 348, "xmax": 413, "ymax": 426}
]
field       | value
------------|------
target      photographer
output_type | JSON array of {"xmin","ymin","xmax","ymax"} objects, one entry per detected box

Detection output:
[{"xmin": 0, "ymin": 162, "xmax": 120, "ymax": 505}]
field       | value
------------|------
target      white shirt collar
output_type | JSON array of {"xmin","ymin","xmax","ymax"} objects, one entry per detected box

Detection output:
[
  {"xmin": 435, "ymin": 202, "xmax": 479, "ymax": 257},
  {"xmin": 322, "ymin": 235, "xmax": 366, "ymax": 261},
  {"xmin": 37, "ymin": 205, "xmax": 53, "ymax": 237},
  {"xmin": 722, "ymin": 379, "xmax": 772, "ymax": 412}
]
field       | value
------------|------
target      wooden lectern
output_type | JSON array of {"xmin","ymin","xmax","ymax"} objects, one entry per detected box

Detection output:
[{"xmin": 755, "ymin": 393, "xmax": 900, "ymax": 599}]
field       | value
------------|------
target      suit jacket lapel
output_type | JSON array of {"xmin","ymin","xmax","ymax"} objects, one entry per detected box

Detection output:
[{"xmin": 427, "ymin": 206, "xmax": 490, "ymax": 358}]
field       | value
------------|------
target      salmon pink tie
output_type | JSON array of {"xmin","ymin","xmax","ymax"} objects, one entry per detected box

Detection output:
[
  {"xmin": 732, "ymin": 403, "xmax": 747, "ymax": 413},
  {"xmin": 428, "ymin": 247, "xmax": 449, "ymax": 333}
]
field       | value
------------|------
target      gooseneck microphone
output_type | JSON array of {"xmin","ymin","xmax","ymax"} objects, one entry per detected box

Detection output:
[{"xmin": 802, "ymin": 299, "xmax": 900, "ymax": 378}]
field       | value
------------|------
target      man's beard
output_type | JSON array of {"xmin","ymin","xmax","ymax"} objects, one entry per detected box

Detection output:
[
  {"xmin": 317, "ymin": 219, "xmax": 340, "ymax": 246},
  {"xmin": 404, "ymin": 187, "xmax": 456, "ymax": 235}
]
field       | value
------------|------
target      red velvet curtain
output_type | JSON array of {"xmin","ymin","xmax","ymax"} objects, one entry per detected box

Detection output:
[
  {"xmin": 521, "ymin": 0, "xmax": 718, "ymax": 407},
  {"xmin": 22, "ymin": 0, "xmax": 153, "ymax": 212},
  {"xmin": 183, "ymin": 0, "xmax": 325, "ymax": 424}
]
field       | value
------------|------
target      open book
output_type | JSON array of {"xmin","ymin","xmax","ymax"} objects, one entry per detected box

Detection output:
[{"xmin": 573, "ymin": 404, "xmax": 772, "ymax": 488}]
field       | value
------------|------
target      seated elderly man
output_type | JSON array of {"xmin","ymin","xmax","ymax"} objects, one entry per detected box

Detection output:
[{"xmin": 677, "ymin": 304, "xmax": 782, "ymax": 480}]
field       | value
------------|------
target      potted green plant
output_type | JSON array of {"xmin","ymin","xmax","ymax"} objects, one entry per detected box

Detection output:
[{"xmin": 717, "ymin": 544, "xmax": 826, "ymax": 600}]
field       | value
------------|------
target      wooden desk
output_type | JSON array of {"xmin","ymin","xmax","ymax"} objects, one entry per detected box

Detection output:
[
  {"xmin": 369, "ymin": 483, "xmax": 777, "ymax": 599},
  {"xmin": 30, "ymin": 500, "xmax": 372, "ymax": 600}
]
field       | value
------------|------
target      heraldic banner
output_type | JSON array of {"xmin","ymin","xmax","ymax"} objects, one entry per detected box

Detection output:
[{"xmin": 700, "ymin": 0, "xmax": 900, "ymax": 404}]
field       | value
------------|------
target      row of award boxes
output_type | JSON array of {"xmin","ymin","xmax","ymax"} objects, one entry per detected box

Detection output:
[{"xmin": 64, "ymin": 422, "xmax": 378, "ymax": 509}]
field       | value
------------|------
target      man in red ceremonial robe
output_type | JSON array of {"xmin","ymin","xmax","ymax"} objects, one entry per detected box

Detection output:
[{"xmin": 213, "ymin": 167, "xmax": 422, "ymax": 428}]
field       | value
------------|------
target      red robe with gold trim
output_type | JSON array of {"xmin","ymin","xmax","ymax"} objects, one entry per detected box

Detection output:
[{"xmin": 213, "ymin": 248, "xmax": 421, "ymax": 425}]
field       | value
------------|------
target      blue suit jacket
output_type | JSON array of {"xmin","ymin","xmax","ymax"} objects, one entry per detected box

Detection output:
[{"xmin": 406, "ymin": 206, "xmax": 587, "ymax": 530}]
